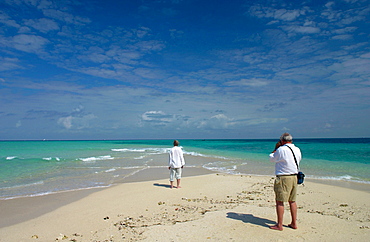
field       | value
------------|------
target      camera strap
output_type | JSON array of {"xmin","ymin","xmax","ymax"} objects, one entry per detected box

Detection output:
[{"xmin": 286, "ymin": 145, "xmax": 299, "ymax": 170}]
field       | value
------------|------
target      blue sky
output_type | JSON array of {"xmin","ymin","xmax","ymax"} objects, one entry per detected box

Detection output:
[{"xmin": 0, "ymin": 0, "xmax": 369, "ymax": 140}]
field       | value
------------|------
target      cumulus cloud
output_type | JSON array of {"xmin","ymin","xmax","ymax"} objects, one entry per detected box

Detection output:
[
  {"xmin": 139, "ymin": 111, "xmax": 192, "ymax": 129},
  {"xmin": 58, "ymin": 113, "xmax": 97, "ymax": 130},
  {"xmin": 141, "ymin": 111, "xmax": 174, "ymax": 125},
  {"xmin": 197, "ymin": 114, "xmax": 233, "ymax": 130},
  {"xmin": 58, "ymin": 116, "xmax": 73, "ymax": 129}
]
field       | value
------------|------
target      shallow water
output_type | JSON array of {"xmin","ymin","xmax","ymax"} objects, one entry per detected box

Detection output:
[{"xmin": 1, "ymin": 138, "xmax": 369, "ymax": 199}]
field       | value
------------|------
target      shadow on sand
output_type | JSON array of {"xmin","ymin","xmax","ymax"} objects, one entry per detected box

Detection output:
[
  {"xmin": 226, "ymin": 212, "xmax": 275, "ymax": 228},
  {"xmin": 153, "ymin": 183, "xmax": 172, "ymax": 189}
]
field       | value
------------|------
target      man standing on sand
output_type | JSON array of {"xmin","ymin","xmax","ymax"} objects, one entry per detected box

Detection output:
[
  {"xmin": 169, "ymin": 140, "xmax": 185, "ymax": 189},
  {"xmin": 269, "ymin": 133, "xmax": 302, "ymax": 231}
]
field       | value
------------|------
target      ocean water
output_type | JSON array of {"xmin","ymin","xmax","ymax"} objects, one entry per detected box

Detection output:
[{"xmin": 0, "ymin": 138, "xmax": 369, "ymax": 200}]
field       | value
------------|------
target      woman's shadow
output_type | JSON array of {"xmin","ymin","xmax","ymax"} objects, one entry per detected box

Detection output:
[{"xmin": 226, "ymin": 212, "xmax": 275, "ymax": 228}]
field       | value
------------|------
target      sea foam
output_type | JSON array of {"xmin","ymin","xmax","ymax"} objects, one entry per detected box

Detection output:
[{"xmin": 79, "ymin": 155, "xmax": 114, "ymax": 163}]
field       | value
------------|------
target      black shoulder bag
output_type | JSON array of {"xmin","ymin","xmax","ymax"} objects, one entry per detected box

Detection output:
[{"xmin": 286, "ymin": 145, "xmax": 305, "ymax": 184}]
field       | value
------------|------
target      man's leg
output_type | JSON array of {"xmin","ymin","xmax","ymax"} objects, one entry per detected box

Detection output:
[
  {"xmin": 288, "ymin": 201, "xmax": 298, "ymax": 229},
  {"xmin": 270, "ymin": 201, "xmax": 284, "ymax": 230},
  {"xmin": 169, "ymin": 168, "xmax": 175, "ymax": 188},
  {"xmin": 176, "ymin": 168, "xmax": 182, "ymax": 188}
]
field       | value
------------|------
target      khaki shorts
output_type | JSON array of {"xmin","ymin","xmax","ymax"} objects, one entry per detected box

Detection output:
[{"xmin": 274, "ymin": 175, "xmax": 297, "ymax": 202}]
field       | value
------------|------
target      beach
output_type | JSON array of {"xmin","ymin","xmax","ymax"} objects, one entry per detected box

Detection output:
[{"xmin": 0, "ymin": 168, "xmax": 369, "ymax": 241}]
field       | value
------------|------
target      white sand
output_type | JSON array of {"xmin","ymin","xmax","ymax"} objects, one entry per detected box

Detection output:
[{"xmin": 0, "ymin": 173, "xmax": 369, "ymax": 241}]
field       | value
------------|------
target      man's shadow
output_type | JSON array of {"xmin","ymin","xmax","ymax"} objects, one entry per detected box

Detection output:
[
  {"xmin": 153, "ymin": 183, "xmax": 172, "ymax": 188},
  {"xmin": 226, "ymin": 212, "xmax": 275, "ymax": 228}
]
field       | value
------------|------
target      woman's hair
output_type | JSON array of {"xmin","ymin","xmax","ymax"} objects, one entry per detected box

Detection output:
[{"xmin": 280, "ymin": 133, "xmax": 293, "ymax": 142}]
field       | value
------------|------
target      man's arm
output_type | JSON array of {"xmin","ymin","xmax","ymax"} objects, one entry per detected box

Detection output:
[
  {"xmin": 168, "ymin": 149, "xmax": 173, "ymax": 168},
  {"xmin": 272, "ymin": 141, "xmax": 282, "ymax": 153},
  {"xmin": 270, "ymin": 147, "xmax": 282, "ymax": 163}
]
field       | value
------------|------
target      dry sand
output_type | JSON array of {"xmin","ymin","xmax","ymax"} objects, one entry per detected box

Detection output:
[{"xmin": 0, "ymin": 170, "xmax": 369, "ymax": 241}]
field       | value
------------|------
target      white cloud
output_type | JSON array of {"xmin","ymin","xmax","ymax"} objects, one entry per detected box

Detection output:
[
  {"xmin": 248, "ymin": 5, "xmax": 305, "ymax": 22},
  {"xmin": 325, "ymin": 1, "xmax": 335, "ymax": 9},
  {"xmin": 73, "ymin": 105, "xmax": 84, "ymax": 113},
  {"xmin": 242, "ymin": 118, "xmax": 288, "ymax": 126},
  {"xmin": 135, "ymin": 40, "xmax": 166, "ymax": 52},
  {"xmin": 57, "ymin": 113, "xmax": 97, "ymax": 130},
  {"xmin": 332, "ymin": 26, "xmax": 357, "ymax": 34},
  {"xmin": 321, "ymin": 1, "xmax": 369, "ymax": 26},
  {"xmin": 140, "ymin": 111, "xmax": 174, "ymax": 126},
  {"xmin": 12, "ymin": 34, "xmax": 49, "ymax": 53},
  {"xmin": 325, "ymin": 123, "xmax": 332, "ymax": 128},
  {"xmin": 281, "ymin": 25, "xmax": 320, "ymax": 34},
  {"xmin": 332, "ymin": 34, "xmax": 353, "ymax": 40},
  {"xmin": 24, "ymin": 18, "xmax": 59, "ymax": 33},
  {"xmin": 42, "ymin": 9, "xmax": 91, "ymax": 25},
  {"xmin": 107, "ymin": 47, "xmax": 142, "ymax": 63},
  {"xmin": 135, "ymin": 27, "xmax": 151, "ymax": 38},
  {"xmin": 0, "ymin": 57, "xmax": 22, "ymax": 71},
  {"xmin": 77, "ymin": 47, "xmax": 111, "ymax": 63},
  {"xmin": 225, "ymin": 78, "xmax": 268, "ymax": 87},
  {"xmin": 360, "ymin": 52, "xmax": 370, "ymax": 58},
  {"xmin": 58, "ymin": 116, "xmax": 73, "ymax": 129},
  {"xmin": 0, "ymin": 12, "xmax": 20, "ymax": 28},
  {"xmin": 274, "ymin": 9, "xmax": 302, "ymax": 21},
  {"xmin": 197, "ymin": 114, "xmax": 232, "ymax": 129},
  {"xmin": 134, "ymin": 68, "xmax": 164, "ymax": 79}
]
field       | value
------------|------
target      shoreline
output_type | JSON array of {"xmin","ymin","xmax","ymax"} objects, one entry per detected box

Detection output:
[
  {"xmin": 2, "ymin": 166, "xmax": 369, "ymax": 202},
  {"xmin": 307, "ymin": 177, "xmax": 370, "ymax": 192},
  {"xmin": 0, "ymin": 169, "xmax": 369, "ymax": 241}
]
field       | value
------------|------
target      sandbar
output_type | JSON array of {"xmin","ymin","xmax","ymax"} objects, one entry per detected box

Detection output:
[{"xmin": 0, "ymin": 168, "xmax": 369, "ymax": 241}]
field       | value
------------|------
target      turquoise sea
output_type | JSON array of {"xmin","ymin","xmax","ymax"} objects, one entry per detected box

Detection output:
[{"xmin": 0, "ymin": 138, "xmax": 369, "ymax": 200}]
